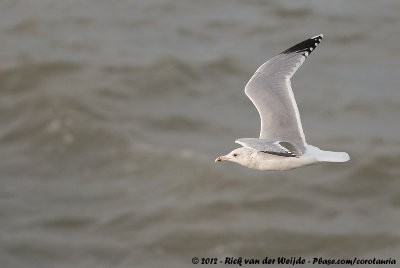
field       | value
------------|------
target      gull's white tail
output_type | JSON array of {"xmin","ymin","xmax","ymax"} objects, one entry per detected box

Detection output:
[{"xmin": 316, "ymin": 150, "xmax": 350, "ymax": 163}]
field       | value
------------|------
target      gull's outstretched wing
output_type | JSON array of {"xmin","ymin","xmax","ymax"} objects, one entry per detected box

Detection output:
[{"xmin": 245, "ymin": 34, "xmax": 323, "ymax": 154}]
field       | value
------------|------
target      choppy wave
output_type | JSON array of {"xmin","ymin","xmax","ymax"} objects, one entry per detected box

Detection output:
[{"xmin": 1, "ymin": 0, "xmax": 400, "ymax": 267}]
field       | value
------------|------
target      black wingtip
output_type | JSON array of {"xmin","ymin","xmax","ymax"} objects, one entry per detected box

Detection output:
[{"xmin": 281, "ymin": 34, "xmax": 324, "ymax": 57}]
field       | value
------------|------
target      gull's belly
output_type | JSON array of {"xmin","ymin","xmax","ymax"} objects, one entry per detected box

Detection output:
[{"xmin": 250, "ymin": 154, "xmax": 317, "ymax": 171}]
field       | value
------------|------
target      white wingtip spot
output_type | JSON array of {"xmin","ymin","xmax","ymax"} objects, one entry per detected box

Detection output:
[{"xmin": 311, "ymin": 34, "xmax": 324, "ymax": 39}]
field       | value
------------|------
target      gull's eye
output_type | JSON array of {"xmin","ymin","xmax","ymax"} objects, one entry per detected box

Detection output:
[{"xmin": 233, "ymin": 153, "xmax": 238, "ymax": 157}]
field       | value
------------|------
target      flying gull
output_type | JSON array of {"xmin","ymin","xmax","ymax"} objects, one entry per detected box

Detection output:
[{"xmin": 215, "ymin": 34, "xmax": 350, "ymax": 170}]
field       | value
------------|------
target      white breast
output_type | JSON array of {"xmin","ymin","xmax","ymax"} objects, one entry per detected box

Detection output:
[{"xmin": 247, "ymin": 151, "xmax": 317, "ymax": 171}]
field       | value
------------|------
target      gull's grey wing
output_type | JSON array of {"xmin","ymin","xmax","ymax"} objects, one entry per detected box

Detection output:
[
  {"xmin": 245, "ymin": 34, "xmax": 323, "ymax": 154},
  {"xmin": 235, "ymin": 138, "xmax": 298, "ymax": 157}
]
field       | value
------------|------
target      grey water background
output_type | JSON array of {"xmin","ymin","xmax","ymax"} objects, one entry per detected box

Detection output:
[{"xmin": 1, "ymin": 0, "xmax": 400, "ymax": 267}]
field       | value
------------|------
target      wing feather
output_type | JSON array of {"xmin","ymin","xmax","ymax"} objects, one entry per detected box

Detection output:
[
  {"xmin": 235, "ymin": 138, "xmax": 298, "ymax": 157},
  {"xmin": 244, "ymin": 34, "xmax": 323, "ymax": 153}
]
